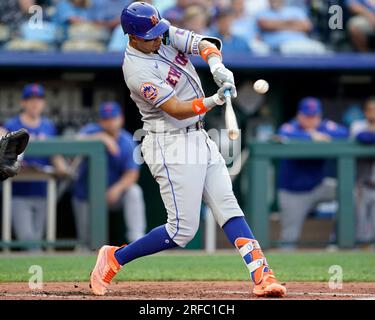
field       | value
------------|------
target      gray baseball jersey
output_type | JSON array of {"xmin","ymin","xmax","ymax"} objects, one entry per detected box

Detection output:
[
  {"xmin": 123, "ymin": 26, "xmax": 244, "ymax": 247},
  {"xmin": 122, "ymin": 26, "xmax": 222, "ymax": 132}
]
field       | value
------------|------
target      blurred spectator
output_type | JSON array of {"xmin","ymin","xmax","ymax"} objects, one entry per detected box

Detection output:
[
  {"xmin": 54, "ymin": 0, "xmax": 112, "ymax": 51},
  {"xmin": 90, "ymin": 0, "xmax": 132, "ymax": 30},
  {"xmin": 245, "ymin": 0, "xmax": 270, "ymax": 16},
  {"xmin": 347, "ymin": 0, "xmax": 375, "ymax": 52},
  {"xmin": 209, "ymin": 8, "xmax": 251, "ymax": 55},
  {"xmin": 0, "ymin": 0, "xmax": 34, "ymax": 33},
  {"xmin": 163, "ymin": 0, "xmax": 191, "ymax": 28},
  {"xmin": 277, "ymin": 97, "xmax": 349, "ymax": 250},
  {"xmin": 181, "ymin": 4, "xmax": 210, "ymax": 34},
  {"xmin": 153, "ymin": 0, "xmax": 174, "ymax": 14},
  {"xmin": 72, "ymin": 102, "xmax": 146, "ymax": 249},
  {"xmin": 350, "ymin": 97, "xmax": 375, "ymax": 248},
  {"xmin": 3, "ymin": 83, "xmax": 67, "ymax": 251},
  {"xmin": 108, "ymin": 24, "xmax": 128, "ymax": 51},
  {"xmin": 256, "ymin": 0, "xmax": 326, "ymax": 54},
  {"xmin": 54, "ymin": 0, "xmax": 93, "ymax": 28},
  {"xmin": 230, "ymin": 0, "xmax": 270, "ymax": 54}
]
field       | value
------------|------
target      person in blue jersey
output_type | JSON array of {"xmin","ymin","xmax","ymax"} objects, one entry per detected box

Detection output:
[
  {"xmin": 277, "ymin": 97, "xmax": 349, "ymax": 250},
  {"xmin": 350, "ymin": 97, "xmax": 375, "ymax": 249},
  {"xmin": 3, "ymin": 83, "xmax": 67, "ymax": 251},
  {"xmin": 72, "ymin": 102, "xmax": 146, "ymax": 250}
]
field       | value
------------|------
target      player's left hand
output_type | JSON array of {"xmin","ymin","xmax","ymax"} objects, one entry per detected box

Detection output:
[
  {"xmin": 212, "ymin": 66, "xmax": 235, "ymax": 88},
  {"xmin": 217, "ymin": 82, "xmax": 237, "ymax": 101}
]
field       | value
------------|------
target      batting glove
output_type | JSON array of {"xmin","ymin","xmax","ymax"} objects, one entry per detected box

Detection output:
[{"xmin": 217, "ymin": 82, "xmax": 237, "ymax": 102}]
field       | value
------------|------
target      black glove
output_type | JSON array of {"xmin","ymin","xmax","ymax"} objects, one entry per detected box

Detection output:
[{"xmin": 0, "ymin": 129, "xmax": 30, "ymax": 181}]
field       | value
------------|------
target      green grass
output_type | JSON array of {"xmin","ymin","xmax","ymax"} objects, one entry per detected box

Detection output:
[{"xmin": 0, "ymin": 252, "xmax": 374, "ymax": 282}]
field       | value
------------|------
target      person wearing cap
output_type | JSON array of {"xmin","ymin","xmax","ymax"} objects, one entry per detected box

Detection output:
[
  {"xmin": 3, "ymin": 83, "xmax": 68, "ymax": 251},
  {"xmin": 277, "ymin": 97, "xmax": 349, "ymax": 250},
  {"xmin": 72, "ymin": 101, "xmax": 146, "ymax": 250}
]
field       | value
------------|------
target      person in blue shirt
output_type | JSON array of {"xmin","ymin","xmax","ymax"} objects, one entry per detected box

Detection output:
[
  {"xmin": 53, "ymin": 0, "xmax": 94, "ymax": 40},
  {"xmin": 90, "ymin": 0, "xmax": 132, "ymax": 29},
  {"xmin": 347, "ymin": 0, "xmax": 375, "ymax": 52},
  {"xmin": 208, "ymin": 8, "xmax": 252, "ymax": 55},
  {"xmin": 350, "ymin": 97, "xmax": 375, "ymax": 249},
  {"xmin": 72, "ymin": 102, "xmax": 146, "ymax": 250},
  {"xmin": 277, "ymin": 97, "xmax": 349, "ymax": 249},
  {"xmin": 4, "ymin": 83, "xmax": 67, "ymax": 250},
  {"xmin": 230, "ymin": 0, "xmax": 271, "ymax": 55},
  {"xmin": 54, "ymin": 0, "xmax": 93, "ymax": 27},
  {"xmin": 256, "ymin": 0, "xmax": 326, "ymax": 54}
]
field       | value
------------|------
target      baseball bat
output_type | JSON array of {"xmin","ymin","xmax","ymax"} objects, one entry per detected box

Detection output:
[{"xmin": 224, "ymin": 89, "xmax": 239, "ymax": 140}]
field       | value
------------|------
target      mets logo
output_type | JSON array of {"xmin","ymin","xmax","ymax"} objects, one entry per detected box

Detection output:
[
  {"xmin": 140, "ymin": 82, "xmax": 158, "ymax": 102},
  {"xmin": 150, "ymin": 15, "xmax": 159, "ymax": 26}
]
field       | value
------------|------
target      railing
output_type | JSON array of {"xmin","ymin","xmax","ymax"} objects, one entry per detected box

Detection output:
[
  {"xmin": 246, "ymin": 141, "xmax": 375, "ymax": 249},
  {"xmin": 0, "ymin": 139, "xmax": 107, "ymax": 250}
]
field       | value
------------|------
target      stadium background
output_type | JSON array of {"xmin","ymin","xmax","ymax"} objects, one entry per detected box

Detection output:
[
  {"xmin": 0, "ymin": 0, "xmax": 375, "ymax": 301},
  {"xmin": 1, "ymin": 0, "xmax": 375, "ymax": 250}
]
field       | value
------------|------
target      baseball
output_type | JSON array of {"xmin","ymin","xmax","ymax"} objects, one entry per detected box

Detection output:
[{"xmin": 253, "ymin": 79, "xmax": 269, "ymax": 94}]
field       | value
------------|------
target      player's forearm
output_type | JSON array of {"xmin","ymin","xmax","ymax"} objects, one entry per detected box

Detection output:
[
  {"xmin": 113, "ymin": 170, "xmax": 139, "ymax": 193},
  {"xmin": 198, "ymin": 40, "xmax": 224, "ymax": 74},
  {"xmin": 160, "ymin": 95, "xmax": 224, "ymax": 120},
  {"xmin": 198, "ymin": 40, "xmax": 221, "ymax": 61}
]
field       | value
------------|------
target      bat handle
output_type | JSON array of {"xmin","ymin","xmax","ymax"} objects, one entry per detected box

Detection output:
[
  {"xmin": 224, "ymin": 89, "xmax": 232, "ymax": 106},
  {"xmin": 224, "ymin": 89, "xmax": 231, "ymax": 98}
]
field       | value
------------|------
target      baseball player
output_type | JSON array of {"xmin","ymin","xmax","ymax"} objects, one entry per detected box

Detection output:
[
  {"xmin": 90, "ymin": 2, "xmax": 286, "ymax": 298},
  {"xmin": 277, "ymin": 97, "xmax": 349, "ymax": 249},
  {"xmin": 4, "ymin": 83, "xmax": 67, "ymax": 250}
]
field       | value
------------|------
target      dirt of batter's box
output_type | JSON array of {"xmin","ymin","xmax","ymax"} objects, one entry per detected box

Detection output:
[{"xmin": 1, "ymin": 281, "xmax": 375, "ymax": 300}]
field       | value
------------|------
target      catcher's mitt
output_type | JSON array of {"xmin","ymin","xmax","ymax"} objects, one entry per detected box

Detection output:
[{"xmin": 0, "ymin": 129, "xmax": 30, "ymax": 181}]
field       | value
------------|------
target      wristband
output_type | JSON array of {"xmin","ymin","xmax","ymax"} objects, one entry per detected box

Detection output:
[
  {"xmin": 200, "ymin": 46, "xmax": 222, "ymax": 63},
  {"xmin": 192, "ymin": 98, "xmax": 209, "ymax": 115}
]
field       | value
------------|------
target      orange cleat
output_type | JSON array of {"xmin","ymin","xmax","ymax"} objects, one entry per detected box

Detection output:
[
  {"xmin": 252, "ymin": 270, "xmax": 287, "ymax": 298},
  {"xmin": 90, "ymin": 245, "xmax": 123, "ymax": 296},
  {"xmin": 234, "ymin": 237, "xmax": 286, "ymax": 298}
]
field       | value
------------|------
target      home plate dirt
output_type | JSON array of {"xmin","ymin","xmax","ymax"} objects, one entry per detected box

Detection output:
[{"xmin": 1, "ymin": 281, "xmax": 375, "ymax": 300}]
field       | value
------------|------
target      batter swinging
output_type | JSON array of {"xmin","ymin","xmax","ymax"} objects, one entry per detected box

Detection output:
[{"xmin": 90, "ymin": 2, "xmax": 286, "ymax": 298}]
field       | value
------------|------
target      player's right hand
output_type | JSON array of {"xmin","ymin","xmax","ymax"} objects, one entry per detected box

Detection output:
[{"xmin": 217, "ymin": 82, "xmax": 237, "ymax": 102}]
